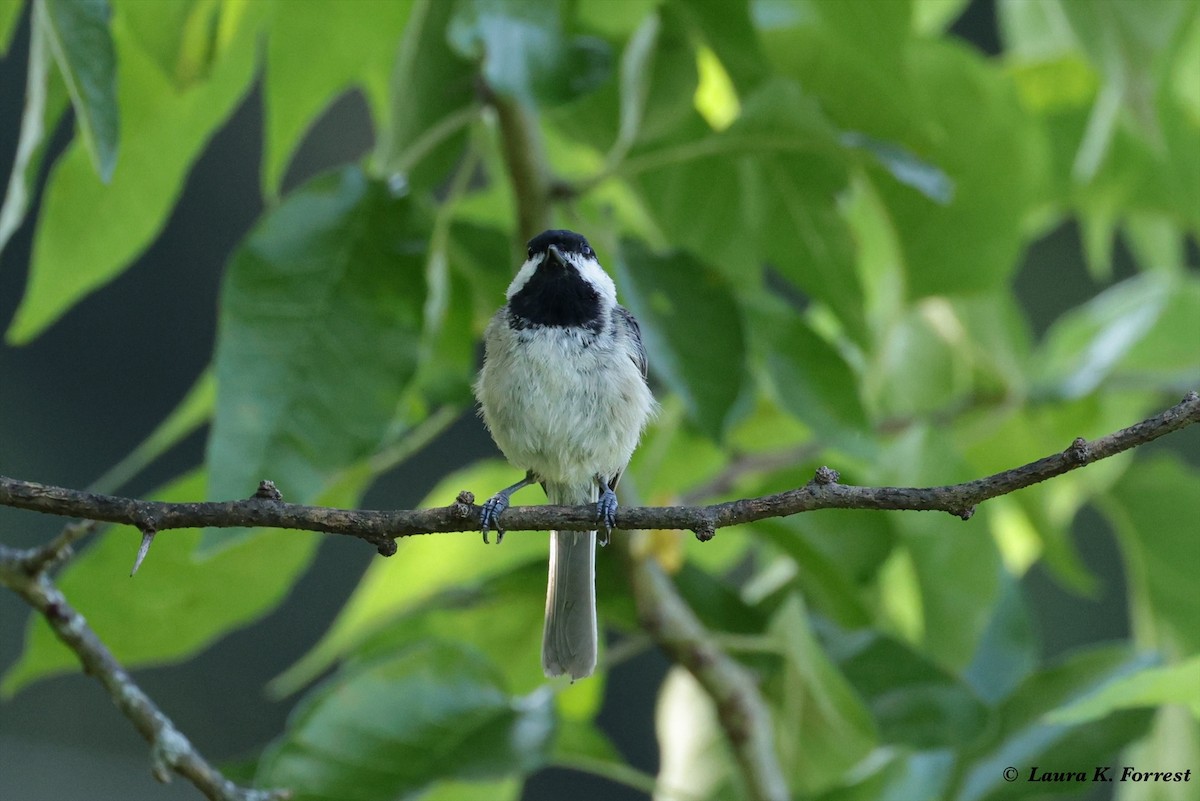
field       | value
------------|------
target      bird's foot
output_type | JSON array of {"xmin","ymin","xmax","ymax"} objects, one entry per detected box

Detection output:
[
  {"xmin": 597, "ymin": 486, "xmax": 618, "ymax": 546},
  {"xmin": 480, "ymin": 494, "xmax": 511, "ymax": 544}
]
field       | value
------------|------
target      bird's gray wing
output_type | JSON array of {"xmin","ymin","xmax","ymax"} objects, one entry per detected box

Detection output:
[
  {"xmin": 608, "ymin": 305, "xmax": 649, "ymax": 492},
  {"xmin": 614, "ymin": 305, "xmax": 648, "ymax": 379}
]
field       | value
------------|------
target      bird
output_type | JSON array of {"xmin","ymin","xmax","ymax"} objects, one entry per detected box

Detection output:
[{"xmin": 474, "ymin": 229, "xmax": 656, "ymax": 680}]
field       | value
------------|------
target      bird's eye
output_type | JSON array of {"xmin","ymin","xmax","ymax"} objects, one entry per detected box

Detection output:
[
  {"xmin": 583, "ymin": 246, "xmax": 593, "ymax": 257},
  {"xmin": 527, "ymin": 247, "xmax": 534, "ymax": 258}
]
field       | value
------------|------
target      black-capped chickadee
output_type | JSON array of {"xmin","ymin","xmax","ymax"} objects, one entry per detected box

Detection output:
[{"xmin": 474, "ymin": 230, "xmax": 656, "ymax": 680}]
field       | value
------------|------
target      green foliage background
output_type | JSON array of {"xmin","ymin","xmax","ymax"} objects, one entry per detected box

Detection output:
[{"xmin": 1, "ymin": 0, "xmax": 1198, "ymax": 799}]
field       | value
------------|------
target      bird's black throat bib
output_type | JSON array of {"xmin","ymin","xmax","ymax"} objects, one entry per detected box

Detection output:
[{"xmin": 508, "ymin": 262, "xmax": 603, "ymax": 330}]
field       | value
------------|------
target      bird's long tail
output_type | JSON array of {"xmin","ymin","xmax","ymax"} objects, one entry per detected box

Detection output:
[{"xmin": 542, "ymin": 481, "xmax": 598, "ymax": 680}]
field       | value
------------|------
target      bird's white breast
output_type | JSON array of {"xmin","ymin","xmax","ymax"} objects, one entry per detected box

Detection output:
[{"xmin": 476, "ymin": 316, "xmax": 654, "ymax": 486}]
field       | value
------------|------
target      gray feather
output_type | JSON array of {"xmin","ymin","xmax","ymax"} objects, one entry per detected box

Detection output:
[{"xmin": 542, "ymin": 481, "xmax": 598, "ymax": 680}]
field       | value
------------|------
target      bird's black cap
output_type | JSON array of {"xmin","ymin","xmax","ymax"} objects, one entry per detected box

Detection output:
[{"xmin": 527, "ymin": 229, "xmax": 594, "ymax": 258}]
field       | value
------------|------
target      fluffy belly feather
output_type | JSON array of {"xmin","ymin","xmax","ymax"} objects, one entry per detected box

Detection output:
[{"xmin": 477, "ymin": 325, "xmax": 652, "ymax": 486}]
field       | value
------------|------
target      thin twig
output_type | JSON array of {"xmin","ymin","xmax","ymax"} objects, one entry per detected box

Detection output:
[
  {"xmin": 0, "ymin": 530, "xmax": 290, "ymax": 801},
  {"xmin": 621, "ymin": 535, "xmax": 789, "ymax": 801},
  {"xmin": 0, "ymin": 392, "xmax": 1195, "ymax": 547}
]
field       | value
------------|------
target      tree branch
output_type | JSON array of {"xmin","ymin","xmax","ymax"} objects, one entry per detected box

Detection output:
[
  {"xmin": 621, "ymin": 535, "xmax": 789, "ymax": 801},
  {"xmin": 0, "ymin": 392, "xmax": 1195, "ymax": 548},
  {"xmin": 0, "ymin": 529, "xmax": 290, "ymax": 801}
]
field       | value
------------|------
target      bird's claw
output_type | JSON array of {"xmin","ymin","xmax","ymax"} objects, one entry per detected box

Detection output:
[
  {"xmin": 597, "ymin": 487, "xmax": 618, "ymax": 546},
  {"xmin": 481, "ymin": 494, "xmax": 510, "ymax": 544}
]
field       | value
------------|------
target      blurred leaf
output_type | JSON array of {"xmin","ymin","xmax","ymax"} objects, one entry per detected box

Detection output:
[
  {"xmin": 0, "ymin": 6, "xmax": 70, "ymax": 259},
  {"xmin": 762, "ymin": 512, "xmax": 893, "ymax": 628},
  {"xmin": 870, "ymin": 299, "xmax": 973, "ymax": 421},
  {"xmin": 825, "ymin": 628, "xmax": 989, "ymax": 749},
  {"xmin": 963, "ymin": 574, "xmax": 1038, "ymax": 704},
  {"xmin": 448, "ymin": 0, "xmax": 612, "ymax": 107},
  {"xmin": 374, "ymin": 0, "xmax": 478, "ymax": 187},
  {"xmin": 1, "ymin": 470, "xmax": 318, "ymax": 696},
  {"xmin": 674, "ymin": 562, "xmax": 769, "ymax": 635},
  {"xmin": 0, "ymin": 0, "xmax": 23, "ymax": 54},
  {"xmin": 1118, "ymin": 705, "xmax": 1200, "ymax": 801},
  {"xmin": 1115, "ymin": 273, "xmax": 1200, "ymax": 392},
  {"xmin": 813, "ymin": 748, "xmax": 956, "ymax": 801},
  {"xmin": 673, "ymin": 0, "xmax": 770, "ymax": 93},
  {"xmin": 622, "ymin": 78, "xmax": 864, "ymax": 332},
  {"xmin": 262, "ymin": 0, "xmax": 412, "ymax": 196},
  {"xmin": 40, "ymin": 0, "xmax": 119, "ymax": 181},
  {"xmin": 840, "ymin": 130, "xmax": 954, "ymax": 204},
  {"xmin": 1057, "ymin": 0, "xmax": 1196, "ymax": 145},
  {"xmin": 1046, "ymin": 656, "xmax": 1200, "ymax": 724},
  {"xmin": 119, "ymin": 0, "xmax": 223, "ymax": 90},
  {"xmin": 573, "ymin": 0, "xmax": 657, "ymax": 39},
  {"xmin": 615, "ymin": 239, "xmax": 746, "ymax": 440},
  {"xmin": 341, "ymin": 561, "xmax": 594, "ymax": 710},
  {"xmin": 256, "ymin": 643, "xmax": 556, "ymax": 801},
  {"xmin": 1102, "ymin": 455, "xmax": 1200, "ymax": 656},
  {"xmin": 953, "ymin": 645, "xmax": 1158, "ymax": 801},
  {"xmin": 6, "ymin": 0, "xmax": 261, "ymax": 343},
  {"xmin": 766, "ymin": 314, "xmax": 870, "ymax": 447},
  {"xmin": 270, "ymin": 460, "xmax": 550, "ymax": 696},
  {"xmin": 552, "ymin": 719, "xmax": 658, "ymax": 795},
  {"xmin": 1032, "ymin": 271, "xmax": 1173, "ymax": 399},
  {"xmin": 421, "ymin": 778, "xmax": 522, "ymax": 801},
  {"xmin": 204, "ymin": 167, "xmax": 427, "ymax": 549},
  {"xmin": 768, "ymin": 595, "xmax": 876, "ymax": 795},
  {"xmin": 913, "ymin": 0, "xmax": 971, "ymax": 35},
  {"xmin": 878, "ymin": 40, "xmax": 1041, "ymax": 298},
  {"xmin": 873, "ymin": 428, "xmax": 1002, "ymax": 669}
]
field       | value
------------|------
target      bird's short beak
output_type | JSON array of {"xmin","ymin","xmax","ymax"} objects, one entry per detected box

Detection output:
[{"xmin": 546, "ymin": 244, "xmax": 566, "ymax": 268}]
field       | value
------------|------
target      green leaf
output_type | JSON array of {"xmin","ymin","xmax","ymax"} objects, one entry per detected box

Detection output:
[
  {"xmin": 256, "ymin": 643, "xmax": 556, "ymax": 801},
  {"xmin": 1046, "ymin": 656, "xmax": 1200, "ymax": 724},
  {"xmin": 963, "ymin": 575, "xmax": 1038, "ymax": 704},
  {"xmin": 953, "ymin": 645, "xmax": 1158, "ymax": 801},
  {"xmin": 614, "ymin": 239, "xmax": 746, "ymax": 440},
  {"xmin": 269, "ymin": 460, "xmax": 551, "ymax": 697},
  {"xmin": 374, "ymin": 0, "xmax": 478, "ymax": 187},
  {"xmin": 869, "ymin": 300, "xmax": 973, "ymax": 421},
  {"xmin": 118, "ymin": 0, "xmax": 224, "ymax": 91},
  {"xmin": 420, "ymin": 779, "xmax": 522, "ymax": 801},
  {"xmin": 1, "ymin": 0, "xmax": 24, "ymax": 54},
  {"xmin": 0, "ymin": 6, "xmax": 70, "ymax": 259},
  {"xmin": 1102, "ymin": 455, "xmax": 1200, "ymax": 655},
  {"xmin": 768, "ymin": 595, "xmax": 877, "ymax": 795},
  {"xmin": 447, "ymin": 0, "xmax": 612, "ymax": 108},
  {"xmin": 552, "ymin": 719, "xmax": 658, "ymax": 795},
  {"xmin": 1, "ymin": 470, "xmax": 319, "ymax": 696},
  {"xmin": 912, "ymin": 0, "xmax": 970, "ymax": 35},
  {"xmin": 873, "ymin": 428, "xmax": 1002, "ymax": 669},
  {"xmin": 875, "ymin": 40, "xmax": 1041, "ymax": 298},
  {"xmin": 765, "ymin": 314, "xmax": 869, "ymax": 447},
  {"xmin": 840, "ymin": 130, "xmax": 954, "ymax": 204},
  {"xmin": 204, "ymin": 166, "xmax": 427, "ymax": 549},
  {"xmin": 345, "ymin": 561, "xmax": 548, "ymax": 696},
  {"xmin": 1032, "ymin": 271, "xmax": 1174, "ymax": 399},
  {"xmin": 826, "ymin": 629, "xmax": 989, "ymax": 749},
  {"xmin": 814, "ymin": 749, "xmax": 955, "ymax": 801},
  {"xmin": 621, "ymin": 79, "xmax": 863, "ymax": 332},
  {"xmin": 262, "ymin": 0, "xmax": 412, "ymax": 196},
  {"xmin": 6, "ymin": 0, "xmax": 261, "ymax": 343},
  {"xmin": 761, "ymin": 513, "xmax": 892, "ymax": 629},
  {"xmin": 672, "ymin": 0, "xmax": 771, "ymax": 93},
  {"xmin": 40, "ymin": 0, "xmax": 119, "ymax": 181}
]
